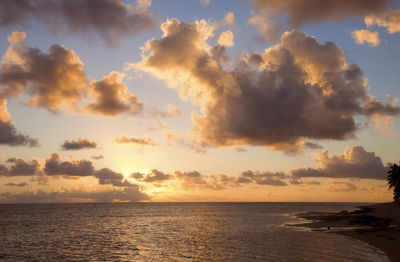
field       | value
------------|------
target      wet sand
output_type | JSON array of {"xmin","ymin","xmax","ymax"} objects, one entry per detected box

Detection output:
[{"xmin": 291, "ymin": 202, "xmax": 400, "ymax": 262}]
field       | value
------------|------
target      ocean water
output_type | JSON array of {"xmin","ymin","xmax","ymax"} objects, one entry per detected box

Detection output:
[{"xmin": 0, "ymin": 202, "xmax": 389, "ymax": 262}]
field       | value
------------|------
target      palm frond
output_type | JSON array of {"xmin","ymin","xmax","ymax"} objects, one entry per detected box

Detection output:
[{"xmin": 387, "ymin": 162, "xmax": 400, "ymax": 201}]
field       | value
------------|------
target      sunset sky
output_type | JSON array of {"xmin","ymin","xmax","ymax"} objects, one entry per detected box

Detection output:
[{"xmin": 1, "ymin": 0, "xmax": 400, "ymax": 202}]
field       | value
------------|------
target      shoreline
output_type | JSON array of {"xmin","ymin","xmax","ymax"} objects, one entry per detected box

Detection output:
[{"xmin": 291, "ymin": 202, "xmax": 400, "ymax": 262}]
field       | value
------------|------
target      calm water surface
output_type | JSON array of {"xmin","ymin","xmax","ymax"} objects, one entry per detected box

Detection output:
[{"xmin": 0, "ymin": 202, "xmax": 389, "ymax": 261}]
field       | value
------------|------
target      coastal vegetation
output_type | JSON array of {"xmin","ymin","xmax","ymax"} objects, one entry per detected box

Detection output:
[{"xmin": 388, "ymin": 163, "xmax": 400, "ymax": 202}]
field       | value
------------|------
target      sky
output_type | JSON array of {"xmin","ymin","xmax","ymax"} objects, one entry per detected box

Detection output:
[{"xmin": 0, "ymin": 0, "xmax": 400, "ymax": 203}]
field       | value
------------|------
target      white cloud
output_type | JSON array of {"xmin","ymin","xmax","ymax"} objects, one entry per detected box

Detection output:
[{"xmin": 351, "ymin": 29, "xmax": 380, "ymax": 46}]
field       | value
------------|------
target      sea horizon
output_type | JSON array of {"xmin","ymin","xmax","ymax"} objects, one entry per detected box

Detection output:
[{"xmin": 1, "ymin": 0, "xmax": 399, "ymax": 261}]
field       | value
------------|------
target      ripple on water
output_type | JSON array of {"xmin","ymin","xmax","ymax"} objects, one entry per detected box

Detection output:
[{"xmin": 0, "ymin": 202, "xmax": 390, "ymax": 262}]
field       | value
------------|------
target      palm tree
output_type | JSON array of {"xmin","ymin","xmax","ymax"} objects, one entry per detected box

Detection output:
[{"xmin": 387, "ymin": 163, "xmax": 400, "ymax": 202}]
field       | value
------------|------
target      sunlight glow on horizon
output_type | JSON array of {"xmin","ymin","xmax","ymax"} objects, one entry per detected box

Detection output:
[{"xmin": 0, "ymin": 0, "xmax": 399, "ymax": 203}]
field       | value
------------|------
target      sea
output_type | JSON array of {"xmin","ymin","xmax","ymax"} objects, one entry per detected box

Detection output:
[{"xmin": 0, "ymin": 202, "xmax": 390, "ymax": 262}]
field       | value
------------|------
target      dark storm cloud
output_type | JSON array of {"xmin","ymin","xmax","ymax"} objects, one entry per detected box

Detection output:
[
  {"xmin": 0, "ymin": 0, "xmax": 154, "ymax": 46},
  {"xmin": 61, "ymin": 138, "xmax": 98, "ymax": 150},
  {"xmin": 0, "ymin": 32, "xmax": 144, "ymax": 117},
  {"xmin": 136, "ymin": 19, "xmax": 400, "ymax": 153},
  {"xmin": 0, "ymin": 187, "xmax": 150, "ymax": 203},
  {"xmin": 291, "ymin": 146, "xmax": 388, "ymax": 180}
]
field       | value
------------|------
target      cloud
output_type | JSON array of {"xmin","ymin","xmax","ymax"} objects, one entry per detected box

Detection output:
[
  {"xmin": 365, "ymin": 9, "xmax": 400, "ymax": 34},
  {"xmin": 0, "ymin": 157, "xmax": 40, "ymax": 177},
  {"xmin": 0, "ymin": 187, "xmax": 149, "ymax": 203},
  {"xmin": 174, "ymin": 171, "xmax": 239, "ymax": 190},
  {"xmin": 43, "ymin": 153, "xmax": 132, "ymax": 187},
  {"xmin": 327, "ymin": 182, "xmax": 357, "ymax": 192},
  {"xmin": 248, "ymin": 13, "xmax": 281, "ymax": 42},
  {"xmin": 290, "ymin": 178, "xmax": 321, "ymax": 186},
  {"xmin": 131, "ymin": 164, "xmax": 391, "ymax": 192},
  {"xmin": 209, "ymin": 173, "xmax": 239, "ymax": 189},
  {"xmin": 217, "ymin": 12, "xmax": 235, "ymax": 27},
  {"xmin": 86, "ymin": 72, "xmax": 143, "ymax": 116},
  {"xmin": 172, "ymin": 170, "xmax": 288, "ymax": 190},
  {"xmin": 351, "ymin": 29, "xmax": 380, "ymax": 46},
  {"xmin": 148, "ymin": 104, "xmax": 182, "ymax": 118},
  {"xmin": 0, "ymin": 153, "xmax": 141, "ymax": 190},
  {"xmin": 5, "ymin": 182, "xmax": 27, "ymax": 187},
  {"xmin": 5, "ymin": 157, "xmax": 40, "ymax": 176},
  {"xmin": 290, "ymin": 179, "xmax": 302, "ymax": 185},
  {"xmin": 91, "ymin": 154, "xmax": 104, "ymax": 160},
  {"xmin": 161, "ymin": 122, "xmax": 208, "ymax": 153},
  {"xmin": 251, "ymin": 0, "xmax": 389, "ymax": 28},
  {"xmin": 362, "ymin": 185, "xmax": 376, "ymax": 193},
  {"xmin": 0, "ymin": 120, "xmax": 38, "ymax": 147},
  {"xmin": 0, "ymin": 97, "xmax": 11, "ymax": 122},
  {"xmin": 115, "ymin": 136, "xmax": 156, "ymax": 146},
  {"xmin": 134, "ymin": 19, "xmax": 400, "ymax": 153},
  {"xmin": 217, "ymin": 30, "xmax": 234, "ymax": 47},
  {"xmin": 133, "ymin": 169, "xmax": 290, "ymax": 190},
  {"xmin": 1, "ymin": 32, "xmax": 90, "ymax": 111},
  {"xmin": 0, "ymin": 32, "xmax": 144, "ymax": 117},
  {"xmin": 131, "ymin": 172, "xmax": 143, "ymax": 179},
  {"xmin": 30, "ymin": 175, "xmax": 49, "ymax": 185},
  {"xmin": 370, "ymin": 114, "xmax": 395, "ymax": 137},
  {"xmin": 0, "ymin": 97, "xmax": 38, "ymax": 147},
  {"xmin": 223, "ymin": 12, "xmax": 235, "ymax": 26},
  {"xmin": 41, "ymin": 153, "xmax": 137, "ymax": 187},
  {"xmin": 133, "ymin": 169, "xmax": 171, "ymax": 182},
  {"xmin": 44, "ymin": 153, "xmax": 95, "ymax": 177},
  {"xmin": 94, "ymin": 168, "xmax": 133, "ymax": 187},
  {"xmin": 200, "ymin": 0, "xmax": 210, "ymax": 7},
  {"xmin": 175, "ymin": 170, "xmax": 211, "ymax": 189},
  {"xmin": 0, "ymin": 0, "xmax": 154, "ymax": 46},
  {"xmin": 291, "ymin": 146, "xmax": 388, "ymax": 180},
  {"xmin": 61, "ymin": 138, "xmax": 98, "ymax": 150},
  {"xmin": 165, "ymin": 104, "xmax": 182, "ymax": 117},
  {"xmin": 241, "ymin": 170, "xmax": 287, "ymax": 186}
]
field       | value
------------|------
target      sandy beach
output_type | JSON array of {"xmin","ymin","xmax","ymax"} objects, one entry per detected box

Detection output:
[{"xmin": 292, "ymin": 202, "xmax": 400, "ymax": 262}]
